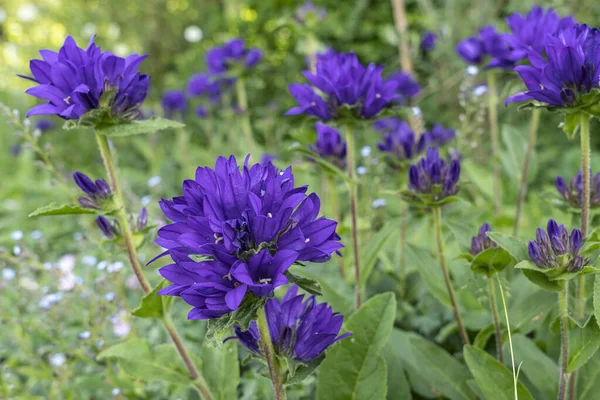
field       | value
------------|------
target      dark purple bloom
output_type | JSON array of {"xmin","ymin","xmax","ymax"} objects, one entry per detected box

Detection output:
[
  {"xmin": 386, "ymin": 72, "xmax": 420, "ymax": 103},
  {"xmin": 556, "ymin": 170, "xmax": 600, "ymax": 208},
  {"xmin": 408, "ymin": 147, "xmax": 460, "ymax": 200},
  {"xmin": 187, "ymin": 73, "xmax": 222, "ymax": 104},
  {"xmin": 206, "ymin": 39, "xmax": 262, "ymax": 75},
  {"xmin": 528, "ymin": 219, "xmax": 586, "ymax": 272},
  {"xmin": 287, "ymin": 52, "xmax": 400, "ymax": 120},
  {"xmin": 421, "ymin": 32, "xmax": 437, "ymax": 52},
  {"xmin": 373, "ymin": 117, "xmax": 403, "ymax": 135},
  {"xmin": 261, "ymin": 153, "xmax": 277, "ymax": 164},
  {"xmin": 310, "ymin": 123, "xmax": 346, "ymax": 168},
  {"xmin": 73, "ymin": 171, "xmax": 112, "ymax": 209},
  {"xmin": 96, "ymin": 216, "xmax": 119, "ymax": 238},
  {"xmin": 479, "ymin": 26, "xmax": 517, "ymax": 69},
  {"xmin": 507, "ymin": 24, "xmax": 600, "ymax": 107},
  {"xmin": 161, "ymin": 90, "xmax": 187, "ymax": 118},
  {"xmin": 229, "ymin": 285, "xmax": 351, "ymax": 362},
  {"xmin": 20, "ymin": 35, "xmax": 149, "ymax": 121},
  {"xmin": 456, "ymin": 37, "xmax": 485, "ymax": 65},
  {"xmin": 295, "ymin": 1, "xmax": 326, "ymax": 25},
  {"xmin": 423, "ymin": 123, "xmax": 455, "ymax": 147},
  {"xmin": 470, "ymin": 223, "xmax": 497, "ymax": 255},
  {"xmin": 377, "ymin": 120, "xmax": 426, "ymax": 162},
  {"xmin": 196, "ymin": 106, "xmax": 208, "ymax": 118},
  {"xmin": 34, "ymin": 118, "xmax": 56, "ymax": 132}
]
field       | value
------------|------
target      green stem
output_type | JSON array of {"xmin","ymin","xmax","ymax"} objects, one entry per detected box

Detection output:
[
  {"xmin": 94, "ymin": 131, "xmax": 214, "ymax": 400},
  {"xmin": 488, "ymin": 277, "xmax": 503, "ymax": 363},
  {"xmin": 496, "ymin": 274, "xmax": 517, "ymax": 399},
  {"xmin": 235, "ymin": 77, "xmax": 255, "ymax": 154},
  {"xmin": 257, "ymin": 307, "xmax": 287, "ymax": 400},
  {"xmin": 432, "ymin": 206, "xmax": 470, "ymax": 345},
  {"xmin": 486, "ymin": 70, "xmax": 502, "ymax": 216},
  {"xmin": 513, "ymin": 108, "xmax": 540, "ymax": 236},
  {"xmin": 328, "ymin": 176, "xmax": 345, "ymax": 280},
  {"xmin": 398, "ymin": 200, "xmax": 408, "ymax": 298},
  {"xmin": 577, "ymin": 113, "xmax": 591, "ymax": 319},
  {"xmin": 558, "ymin": 283, "xmax": 570, "ymax": 400},
  {"xmin": 306, "ymin": 32, "xmax": 319, "ymax": 73},
  {"xmin": 344, "ymin": 125, "xmax": 362, "ymax": 309}
]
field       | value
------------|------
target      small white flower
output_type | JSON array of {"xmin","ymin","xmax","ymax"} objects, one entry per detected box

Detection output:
[
  {"xmin": 372, "ymin": 198, "xmax": 387, "ymax": 209},
  {"xmin": 97, "ymin": 261, "xmax": 109, "ymax": 271},
  {"xmin": 112, "ymin": 388, "xmax": 121, "ymax": 396},
  {"xmin": 184, "ymin": 25, "xmax": 203, "ymax": 43},
  {"xmin": 59, "ymin": 273, "xmax": 76, "ymax": 292},
  {"xmin": 17, "ymin": 4, "xmax": 38, "ymax": 22},
  {"xmin": 11, "ymin": 230, "xmax": 23, "ymax": 241},
  {"xmin": 147, "ymin": 176, "xmax": 162, "ymax": 188},
  {"xmin": 105, "ymin": 292, "xmax": 115, "ymax": 302},
  {"xmin": 13, "ymin": 245, "xmax": 21, "ymax": 256},
  {"xmin": 466, "ymin": 65, "xmax": 479, "ymax": 76},
  {"xmin": 82, "ymin": 255, "xmax": 97, "ymax": 266},
  {"xmin": 360, "ymin": 146, "xmax": 371, "ymax": 158},
  {"xmin": 31, "ymin": 230, "xmax": 43, "ymax": 240},
  {"xmin": 78, "ymin": 330, "xmax": 91, "ymax": 340},
  {"xmin": 49, "ymin": 353, "xmax": 66, "ymax": 367},
  {"xmin": 107, "ymin": 261, "xmax": 124, "ymax": 274},
  {"xmin": 58, "ymin": 254, "xmax": 76, "ymax": 273},
  {"xmin": 2, "ymin": 268, "xmax": 16, "ymax": 281},
  {"xmin": 141, "ymin": 195, "xmax": 152, "ymax": 206},
  {"xmin": 473, "ymin": 85, "xmax": 488, "ymax": 97},
  {"xmin": 356, "ymin": 166, "xmax": 367, "ymax": 175},
  {"xmin": 411, "ymin": 107, "xmax": 422, "ymax": 116}
]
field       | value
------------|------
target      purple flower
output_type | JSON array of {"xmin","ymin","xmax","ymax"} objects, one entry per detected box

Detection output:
[
  {"xmin": 507, "ymin": 24, "xmax": 600, "ymax": 107},
  {"xmin": 386, "ymin": 72, "xmax": 421, "ymax": 103},
  {"xmin": 408, "ymin": 147, "xmax": 460, "ymax": 200},
  {"xmin": 20, "ymin": 35, "xmax": 149, "ymax": 121},
  {"xmin": 137, "ymin": 208, "xmax": 148, "ymax": 231},
  {"xmin": 228, "ymin": 285, "xmax": 351, "ymax": 362},
  {"xmin": 206, "ymin": 39, "xmax": 262, "ymax": 75},
  {"xmin": 34, "ymin": 118, "xmax": 56, "ymax": 132},
  {"xmin": 556, "ymin": 170, "xmax": 600, "ymax": 208},
  {"xmin": 423, "ymin": 123, "xmax": 455, "ymax": 147},
  {"xmin": 421, "ymin": 32, "xmax": 437, "ymax": 52},
  {"xmin": 161, "ymin": 90, "xmax": 187, "ymax": 118},
  {"xmin": 295, "ymin": 1, "xmax": 326, "ymax": 25},
  {"xmin": 261, "ymin": 153, "xmax": 277, "ymax": 164},
  {"xmin": 456, "ymin": 26, "xmax": 518, "ymax": 69},
  {"xmin": 456, "ymin": 37, "xmax": 485, "ymax": 65},
  {"xmin": 377, "ymin": 120, "xmax": 426, "ymax": 163},
  {"xmin": 373, "ymin": 117, "xmax": 403, "ymax": 134},
  {"xmin": 73, "ymin": 171, "xmax": 112, "ymax": 209},
  {"xmin": 310, "ymin": 123, "xmax": 346, "ymax": 168},
  {"xmin": 96, "ymin": 216, "xmax": 119, "ymax": 238},
  {"xmin": 528, "ymin": 219, "xmax": 586, "ymax": 272},
  {"xmin": 287, "ymin": 52, "xmax": 400, "ymax": 120},
  {"xmin": 195, "ymin": 106, "xmax": 208, "ymax": 118},
  {"xmin": 187, "ymin": 73, "xmax": 222, "ymax": 104},
  {"xmin": 470, "ymin": 223, "xmax": 497, "ymax": 255}
]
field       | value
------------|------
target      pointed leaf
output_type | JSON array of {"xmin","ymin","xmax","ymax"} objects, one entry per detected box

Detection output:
[
  {"xmin": 567, "ymin": 316, "xmax": 600, "ymax": 372},
  {"xmin": 29, "ymin": 203, "xmax": 96, "ymax": 217},
  {"xmin": 131, "ymin": 279, "xmax": 171, "ymax": 318},
  {"xmin": 98, "ymin": 117, "xmax": 185, "ymax": 137},
  {"xmin": 487, "ymin": 232, "xmax": 529, "ymax": 261},
  {"xmin": 205, "ymin": 295, "xmax": 266, "ymax": 347},
  {"xmin": 201, "ymin": 338, "xmax": 240, "ymax": 399}
]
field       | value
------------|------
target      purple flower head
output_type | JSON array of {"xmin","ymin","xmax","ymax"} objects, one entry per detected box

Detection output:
[
  {"xmin": 456, "ymin": 37, "xmax": 485, "ymax": 65},
  {"xmin": 96, "ymin": 216, "xmax": 119, "ymax": 238},
  {"xmin": 310, "ymin": 123, "xmax": 347, "ymax": 168},
  {"xmin": 373, "ymin": 117, "xmax": 403, "ymax": 135},
  {"xmin": 195, "ymin": 106, "xmax": 208, "ymax": 118},
  {"xmin": 156, "ymin": 156, "xmax": 343, "ymax": 318},
  {"xmin": 187, "ymin": 73, "xmax": 222, "ymax": 104},
  {"xmin": 287, "ymin": 52, "xmax": 400, "ymax": 120},
  {"xmin": 73, "ymin": 171, "xmax": 112, "ymax": 209},
  {"xmin": 20, "ymin": 35, "xmax": 149, "ymax": 121},
  {"xmin": 408, "ymin": 147, "xmax": 461, "ymax": 200},
  {"xmin": 507, "ymin": 24, "xmax": 600, "ymax": 107},
  {"xmin": 456, "ymin": 26, "xmax": 518, "ymax": 69},
  {"xmin": 34, "ymin": 118, "xmax": 56, "ymax": 132},
  {"xmin": 386, "ymin": 72, "xmax": 421, "ymax": 104},
  {"xmin": 377, "ymin": 120, "xmax": 427, "ymax": 163},
  {"xmin": 470, "ymin": 222, "xmax": 497, "ymax": 255},
  {"xmin": 504, "ymin": 7, "xmax": 576, "ymax": 61},
  {"xmin": 206, "ymin": 39, "xmax": 262, "ymax": 75},
  {"xmin": 228, "ymin": 285, "xmax": 351, "ymax": 362},
  {"xmin": 161, "ymin": 90, "xmax": 187, "ymax": 118},
  {"xmin": 423, "ymin": 123, "xmax": 455, "ymax": 147},
  {"xmin": 261, "ymin": 153, "xmax": 277, "ymax": 164},
  {"xmin": 421, "ymin": 32, "xmax": 437, "ymax": 52},
  {"xmin": 295, "ymin": 1, "xmax": 327, "ymax": 25},
  {"xmin": 556, "ymin": 170, "xmax": 600, "ymax": 208},
  {"xmin": 528, "ymin": 219, "xmax": 586, "ymax": 272}
]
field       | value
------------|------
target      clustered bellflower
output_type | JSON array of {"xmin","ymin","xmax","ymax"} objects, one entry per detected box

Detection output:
[
  {"xmin": 311, "ymin": 123, "xmax": 347, "ymax": 168},
  {"xmin": 470, "ymin": 223, "xmax": 497, "ymax": 255},
  {"xmin": 528, "ymin": 219, "xmax": 586, "ymax": 272},
  {"xmin": 187, "ymin": 73, "xmax": 223, "ymax": 104},
  {"xmin": 294, "ymin": 1, "xmax": 326, "ymax": 25},
  {"xmin": 377, "ymin": 120, "xmax": 426, "ymax": 163},
  {"xmin": 20, "ymin": 36, "xmax": 149, "ymax": 122},
  {"xmin": 456, "ymin": 26, "xmax": 515, "ymax": 69},
  {"xmin": 206, "ymin": 39, "xmax": 263, "ymax": 75},
  {"xmin": 386, "ymin": 72, "xmax": 421, "ymax": 104},
  {"xmin": 423, "ymin": 123, "xmax": 456, "ymax": 147},
  {"xmin": 507, "ymin": 23, "xmax": 600, "ymax": 107},
  {"xmin": 556, "ymin": 170, "xmax": 600, "ymax": 208},
  {"xmin": 408, "ymin": 147, "xmax": 461, "ymax": 200},
  {"xmin": 287, "ymin": 51, "xmax": 400, "ymax": 120},
  {"xmin": 228, "ymin": 285, "xmax": 351, "ymax": 362},
  {"xmin": 73, "ymin": 171, "xmax": 112, "ymax": 209},
  {"xmin": 161, "ymin": 90, "xmax": 187, "ymax": 118},
  {"xmin": 156, "ymin": 155, "xmax": 343, "ymax": 319},
  {"xmin": 420, "ymin": 32, "xmax": 437, "ymax": 52}
]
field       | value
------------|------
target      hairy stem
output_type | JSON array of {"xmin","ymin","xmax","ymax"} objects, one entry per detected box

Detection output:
[
  {"xmin": 577, "ymin": 113, "xmax": 591, "ymax": 319},
  {"xmin": 235, "ymin": 77, "xmax": 255, "ymax": 154},
  {"xmin": 94, "ymin": 132, "xmax": 214, "ymax": 400},
  {"xmin": 344, "ymin": 125, "xmax": 362, "ymax": 309},
  {"xmin": 488, "ymin": 277, "xmax": 504, "ymax": 363},
  {"xmin": 432, "ymin": 206, "xmax": 470, "ymax": 345},
  {"xmin": 257, "ymin": 307, "xmax": 287, "ymax": 400},
  {"xmin": 558, "ymin": 283, "xmax": 570, "ymax": 400},
  {"xmin": 513, "ymin": 108, "xmax": 540, "ymax": 236},
  {"xmin": 486, "ymin": 70, "xmax": 502, "ymax": 216}
]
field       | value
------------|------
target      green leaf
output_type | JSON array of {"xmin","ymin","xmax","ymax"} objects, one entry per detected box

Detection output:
[
  {"xmin": 98, "ymin": 117, "xmax": 185, "ymax": 137},
  {"xmin": 521, "ymin": 269, "xmax": 564, "ymax": 292},
  {"xmin": 383, "ymin": 330, "xmax": 412, "ymax": 400},
  {"xmin": 561, "ymin": 112, "xmax": 580, "ymax": 139},
  {"xmin": 205, "ymin": 295, "xmax": 267, "ymax": 347},
  {"xmin": 359, "ymin": 217, "xmax": 401, "ymax": 288},
  {"xmin": 578, "ymin": 352, "xmax": 600, "ymax": 398},
  {"xmin": 97, "ymin": 338, "xmax": 189, "ymax": 384},
  {"xmin": 510, "ymin": 287, "xmax": 556, "ymax": 333},
  {"xmin": 510, "ymin": 334, "xmax": 558, "ymax": 400},
  {"xmin": 29, "ymin": 203, "xmax": 96, "ymax": 217},
  {"xmin": 288, "ymin": 143, "xmax": 351, "ymax": 185},
  {"xmin": 487, "ymin": 232, "xmax": 529, "ymax": 261},
  {"xmin": 201, "ymin": 338, "xmax": 240, "ymax": 399},
  {"xmin": 464, "ymin": 345, "xmax": 535, "ymax": 400},
  {"xmin": 595, "ymin": 274, "xmax": 600, "ymax": 330},
  {"xmin": 473, "ymin": 324, "xmax": 495, "ymax": 349},
  {"xmin": 568, "ymin": 316, "xmax": 600, "ymax": 372},
  {"xmin": 404, "ymin": 333, "xmax": 476, "ymax": 400},
  {"xmin": 285, "ymin": 270, "xmax": 322, "ymax": 295},
  {"xmin": 285, "ymin": 354, "xmax": 325, "ymax": 386},
  {"xmin": 470, "ymin": 247, "xmax": 515, "ymax": 275},
  {"xmin": 131, "ymin": 279, "xmax": 172, "ymax": 318},
  {"xmin": 316, "ymin": 293, "xmax": 397, "ymax": 400},
  {"xmin": 405, "ymin": 244, "xmax": 450, "ymax": 307}
]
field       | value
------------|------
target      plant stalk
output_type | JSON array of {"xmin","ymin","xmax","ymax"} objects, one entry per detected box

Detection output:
[
  {"xmin": 344, "ymin": 125, "xmax": 362, "ymax": 309},
  {"xmin": 432, "ymin": 206, "xmax": 470, "ymax": 345},
  {"xmin": 235, "ymin": 77, "xmax": 255, "ymax": 154},
  {"xmin": 398, "ymin": 200, "xmax": 408, "ymax": 298},
  {"xmin": 558, "ymin": 283, "xmax": 570, "ymax": 400},
  {"xmin": 257, "ymin": 307, "xmax": 287, "ymax": 400},
  {"xmin": 496, "ymin": 274, "xmax": 517, "ymax": 399},
  {"xmin": 513, "ymin": 108, "xmax": 540, "ymax": 236},
  {"xmin": 486, "ymin": 70, "xmax": 502, "ymax": 216},
  {"xmin": 488, "ymin": 277, "xmax": 503, "ymax": 363},
  {"xmin": 94, "ymin": 132, "xmax": 214, "ymax": 400},
  {"xmin": 576, "ymin": 113, "xmax": 591, "ymax": 319}
]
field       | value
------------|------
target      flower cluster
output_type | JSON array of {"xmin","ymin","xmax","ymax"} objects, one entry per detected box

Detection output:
[
  {"xmin": 386, "ymin": 72, "xmax": 421, "ymax": 103},
  {"xmin": 161, "ymin": 90, "xmax": 187, "ymax": 118},
  {"xmin": 228, "ymin": 285, "xmax": 351, "ymax": 362},
  {"xmin": 294, "ymin": 1, "xmax": 326, "ymax": 25},
  {"xmin": 408, "ymin": 147, "xmax": 460, "ymax": 200},
  {"xmin": 423, "ymin": 123, "xmax": 455, "ymax": 147},
  {"xmin": 187, "ymin": 73, "xmax": 223, "ymax": 104},
  {"xmin": 206, "ymin": 39, "xmax": 263, "ymax": 75},
  {"xmin": 528, "ymin": 219, "xmax": 586, "ymax": 272},
  {"xmin": 507, "ymin": 23, "xmax": 600, "ymax": 107},
  {"xmin": 311, "ymin": 123, "xmax": 346, "ymax": 168},
  {"xmin": 377, "ymin": 120, "xmax": 426, "ymax": 164},
  {"xmin": 470, "ymin": 223, "xmax": 497, "ymax": 255},
  {"xmin": 556, "ymin": 170, "xmax": 600, "ymax": 208},
  {"xmin": 96, "ymin": 216, "xmax": 120, "ymax": 238},
  {"xmin": 156, "ymin": 155, "xmax": 343, "ymax": 319},
  {"xmin": 456, "ymin": 26, "xmax": 515, "ymax": 69},
  {"xmin": 20, "ymin": 36, "xmax": 149, "ymax": 122},
  {"xmin": 73, "ymin": 172, "xmax": 112, "ymax": 209},
  {"xmin": 420, "ymin": 32, "xmax": 437, "ymax": 52},
  {"xmin": 287, "ymin": 52, "xmax": 400, "ymax": 120}
]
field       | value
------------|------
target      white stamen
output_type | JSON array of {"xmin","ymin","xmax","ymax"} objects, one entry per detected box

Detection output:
[
  {"xmin": 267, "ymin": 213, "xmax": 273, "ymax": 218},
  {"xmin": 223, "ymin": 273, "xmax": 232, "ymax": 281},
  {"xmin": 259, "ymin": 278, "xmax": 272, "ymax": 284},
  {"xmin": 63, "ymin": 96, "xmax": 71, "ymax": 105},
  {"xmin": 375, "ymin": 93, "xmax": 381, "ymax": 98},
  {"xmin": 305, "ymin": 238, "xmax": 310, "ymax": 243},
  {"xmin": 311, "ymin": 101, "xmax": 316, "ymax": 106},
  {"xmin": 214, "ymin": 233, "xmax": 223, "ymax": 244}
]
